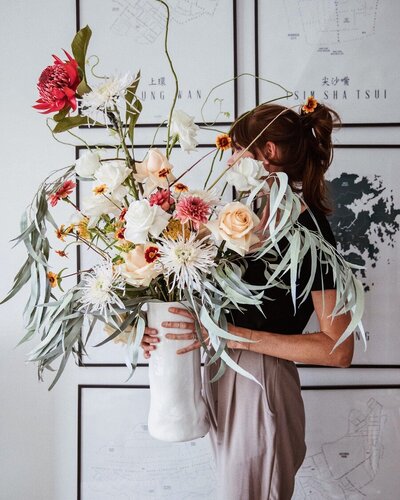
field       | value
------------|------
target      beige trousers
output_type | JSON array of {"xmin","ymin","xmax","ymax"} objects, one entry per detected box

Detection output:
[{"xmin": 203, "ymin": 350, "xmax": 307, "ymax": 500}]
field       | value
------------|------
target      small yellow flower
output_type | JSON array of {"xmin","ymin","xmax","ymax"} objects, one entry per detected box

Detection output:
[
  {"xmin": 115, "ymin": 227, "xmax": 126, "ymax": 240},
  {"xmin": 55, "ymin": 224, "xmax": 73, "ymax": 241},
  {"xmin": 174, "ymin": 183, "xmax": 189, "ymax": 193},
  {"xmin": 158, "ymin": 167, "xmax": 172, "ymax": 179},
  {"xmin": 47, "ymin": 272, "xmax": 59, "ymax": 288},
  {"xmin": 93, "ymin": 184, "xmax": 108, "ymax": 195},
  {"xmin": 117, "ymin": 240, "xmax": 134, "ymax": 252},
  {"xmin": 163, "ymin": 218, "xmax": 191, "ymax": 240},
  {"xmin": 215, "ymin": 133, "xmax": 232, "ymax": 151},
  {"xmin": 302, "ymin": 96, "xmax": 318, "ymax": 114},
  {"xmin": 76, "ymin": 217, "xmax": 90, "ymax": 239},
  {"xmin": 55, "ymin": 250, "xmax": 68, "ymax": 258}
]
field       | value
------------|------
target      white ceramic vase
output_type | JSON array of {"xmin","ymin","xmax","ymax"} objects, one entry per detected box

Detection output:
[{"xmin": 146, "ymin": 301, "xmax": 210, "ymax": 442}]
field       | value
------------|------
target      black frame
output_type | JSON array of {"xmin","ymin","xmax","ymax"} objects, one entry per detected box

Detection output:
[
  {"xmin": 75, "ymin": 143, "xmax": 217, "ymax": 367},
  {"xmin": 254, "ymin": 0, "xmax": 400, "ymax": 127},
  {"xmin": 75, "ymin": 0, "xmax": 238, "ymax": 128},
  {"xmin": 77, "ymin": 383, "xmax": 400, "ymax": 500}
]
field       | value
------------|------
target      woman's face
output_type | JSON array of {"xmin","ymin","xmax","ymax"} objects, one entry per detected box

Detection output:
[
  {"xmin": 227, "ymin": 144, "xmax": 278, "ymax": 173},
  {"xmin": 226, "ymin": 146, "xmax": 255, "ymax": 168}
]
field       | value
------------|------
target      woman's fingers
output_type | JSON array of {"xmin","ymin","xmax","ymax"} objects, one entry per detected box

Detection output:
[
  {"xmin": 165, "ymin": 333, "xmax": 195, "ymax": 341},
  {"xmin": 142, "ymin": 334, "xmax": 160, "ymax": 344},
  {"xmin": 161, "ymin": 320, "xmax": 194, "ymax": 329},
  {"xmin": 144, "ymin": 327, "xmax": 158, "ymax": 335},
  {"xmin": 167, "ymin": 306, "xmax": 195, "ymax": 320},
  {"xmin": 176, "ymin": 340, "xmax": 202, "ymax": 355}
]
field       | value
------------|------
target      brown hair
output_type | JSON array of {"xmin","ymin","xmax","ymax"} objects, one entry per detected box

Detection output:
[{"xmin": 228, "ymin": 102, "xmax": 341, "ymax": 215}]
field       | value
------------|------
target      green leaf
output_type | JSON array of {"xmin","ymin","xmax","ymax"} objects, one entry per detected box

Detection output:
[
  {"xmin": 53, "ymin": 115, "xmax": 95, "ymax": 133},
  {"xmin": 71, "ymin": 25, "xmax": 92, "ymax": 95},
  {"xmin": 53, "ymin": 108, "xmax": 70, "ymax": 122},
  {"xmin": 125, "ymin": 70, "xmax": 142, "ymax": 143}
]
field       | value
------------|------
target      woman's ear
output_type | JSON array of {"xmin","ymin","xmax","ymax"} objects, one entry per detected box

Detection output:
[{"xmin": 264, "ymin": 141, "xmax": 277, "ymax": 161}]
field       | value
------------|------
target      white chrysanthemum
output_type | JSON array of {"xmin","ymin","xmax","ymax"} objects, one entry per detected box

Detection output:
[
  {"xmin": 80, "ymin": 73, "xmax": 137, "ymax": 123},
  {"xmin": 79, "ymin": 261, "xmax": 125, "ymax": 320},
  {"xmin": 157, "ymin": 233, "xmax": 218, "ymax": 292}
]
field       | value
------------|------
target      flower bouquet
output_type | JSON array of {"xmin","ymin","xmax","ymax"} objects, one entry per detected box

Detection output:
[{"xmin": 2, "ymin": 3, "xmax": 366, "ymax": 442}]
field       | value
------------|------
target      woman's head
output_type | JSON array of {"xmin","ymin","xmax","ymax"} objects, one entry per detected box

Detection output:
[{"xmin": 228, "ymin": 101, "xmax": 341, "ymax": 215}]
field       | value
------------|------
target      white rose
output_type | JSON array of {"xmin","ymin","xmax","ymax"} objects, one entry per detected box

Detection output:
[
  {"xmin": 82, "ymin": 186, "xmax": 128, "ymax": 227},
  {"xmin": 206, "ymin": 201, "xmax": 260, "ymax": 256},
  {"xmin": 226, "ymin": 157, "xmax": 264, "ymax": 192},
  {"xmin": 94, "ymin": 160, "xmax": 131, "ymax": 191},
  {"xmin": 170, "ymin": 109, "xmax": 199, "ymax": 152},
  {"xmin": 75, "ymin": 151, "xmax": 101, "ymax": 178},
  {"xmin": 124, "ymin": 199, "xmax": 171, "ymax": 244}
]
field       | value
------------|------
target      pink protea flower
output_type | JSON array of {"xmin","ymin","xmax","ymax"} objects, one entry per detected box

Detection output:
[
  {"xmin": 149, "ymin": 189, "xmax": 174, "ymax": 212},
  {"xmin": 49, "ymin": 180, "xmax": 76, "ymax": 207},
  {"xmin": 33, "ymin": 50, "xmax": 80, "ymax": 114},
  {"xmin": 176, "ymin": 196, "xmax": 211, "ymax": 229}
]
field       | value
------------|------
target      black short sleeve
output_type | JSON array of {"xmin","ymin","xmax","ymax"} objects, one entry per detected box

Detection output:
[
  {"xmin": 298, "ymin": 211, "xmax": 337, "ymax": 292},
  {"xmin": 311, "ymin": 215, "xmax": 337, "ymax": 291}
]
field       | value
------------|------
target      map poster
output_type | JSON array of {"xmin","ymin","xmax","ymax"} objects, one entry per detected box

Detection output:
[
  {"xmin": 293, "ymin": 386, "xmax": 400, "ymax": 499},
  {"xmin": 75, "ymin": 144, "xmax": 230, "ymax": 366},
  {"xmin": 77, "ymin": 0, "xmax": 237, "ymax": 126},
  {"xmin": 256, "ymin": 0, "xmax": 400, "ymax": 124},
  {"xmin": 78, "ymin": 385, "xmax": 217, "ymax": 500},
  {"xmin": 301, "ymin": 145, "xmax": 400, "ymax": 367}
]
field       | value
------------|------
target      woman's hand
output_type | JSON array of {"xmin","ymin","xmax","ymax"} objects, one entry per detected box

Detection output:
[
  {"xmin": 226, "ymin": 323, "xmax": 254, "ymax": 350},
  {"xmin": 140, "ymin": 326, "xmax": 161, "ymax": 360},
  {"xmin": 163, "ymin": 307, "xmax": 210, "ymax": 355}
]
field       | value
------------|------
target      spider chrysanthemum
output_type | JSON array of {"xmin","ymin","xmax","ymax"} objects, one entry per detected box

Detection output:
[
  {"xmin": 78, "ymin": 261, "xmax": 125, "ymax": 320},
  {"xmin": 157, "ymin": 233, "xmax": 218, "ymax": 292}
]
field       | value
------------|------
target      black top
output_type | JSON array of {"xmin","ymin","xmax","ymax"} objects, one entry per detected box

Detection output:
[{"xmin": 230, "ymin": 208, "xmax": 337, "ymax": 334}]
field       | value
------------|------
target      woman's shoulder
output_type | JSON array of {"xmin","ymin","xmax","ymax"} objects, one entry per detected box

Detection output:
[{"xmin": 298, "ymin": 206, "xmax": 337, "ymax": 248}]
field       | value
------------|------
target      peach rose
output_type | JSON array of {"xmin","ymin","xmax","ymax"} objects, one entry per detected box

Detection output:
[
  {"xmin": 118, "ymin": 244, "xmax": 161, "ymax": 287},
  {"xmin": 206, "ymin": 202, "xmax": 260, "ymax": 256},
  {"xmin": 133, "ymin": 148, "xmax": 175, "ymax": 196}
]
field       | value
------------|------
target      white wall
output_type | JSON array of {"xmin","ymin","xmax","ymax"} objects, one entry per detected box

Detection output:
[{"xmin": 1, "ymin": 1, "xmax": 399, "ymax": 500}]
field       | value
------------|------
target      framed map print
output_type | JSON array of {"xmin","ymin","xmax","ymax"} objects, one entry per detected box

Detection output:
[
  {"xmin": 255, "ymin": 0, "xmax": 400, "ymax": 125},
  {"xmin": 300, "ymin": 145, "xmax": 400, "ymax": 367},
  {"xmin": 75, "ymin": 143, "xmax": 231, "ymax": 367},
  {"xmin": 76, "ymin": 0, "xmax": 238, "ymax": 126},
  {"xmin": 78, "ymin": 385, "xmax": 217, "ymax": 500},
  {"xmin": 293, "ymin": 385, "xmax": 400, "ymax": 499}
]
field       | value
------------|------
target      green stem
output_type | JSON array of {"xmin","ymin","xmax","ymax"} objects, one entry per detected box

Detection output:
[
  {"xmin": 156, "ymin": 0, "xmax": 179, "ymax": 160},
  {"xmin": 112, "ymin": 106, "xmax": 139, "ymax": 199},
  {"xmin": 170, "ymin": 148, "xmax": 216, "ymax": 187},
  {"xmin": 203, "ymin": 149, "xmax": 221, "ymax": 189}
]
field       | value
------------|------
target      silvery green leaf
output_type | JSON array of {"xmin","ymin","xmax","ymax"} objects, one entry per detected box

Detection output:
[
  {"xmin": 200, "ymin": 306, "xmax": 257, "ymax": 344},
  {"xmin": 93, "ymin": 311, "xmax": 138, "ymax": 347}
]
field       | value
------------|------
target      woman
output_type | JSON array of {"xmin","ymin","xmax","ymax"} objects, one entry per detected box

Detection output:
[{"xmin": 141, "ymin": 101, "xmax": 355, "ymax": 500}]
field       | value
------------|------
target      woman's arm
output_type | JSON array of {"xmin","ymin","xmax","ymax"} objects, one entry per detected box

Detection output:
[{"xmin": 228, "ymin": 289, "xmax": 354, "ymax": 368}]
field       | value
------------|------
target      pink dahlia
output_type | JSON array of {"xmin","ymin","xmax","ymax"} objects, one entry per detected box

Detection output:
[
  {"xmin": 33, "ymin": 50, "xmax": 80, "ymax": 114},
  {"xmin": 176, "ymin": 196, "xmax": 211, "ymax": 229},
  {"xmin": 49, "ymin": 180, "xmax": 76, "ymax": 207},
  {"xmin": 149, "ymin": 189, "xmax": 174, "ymax": 212}
]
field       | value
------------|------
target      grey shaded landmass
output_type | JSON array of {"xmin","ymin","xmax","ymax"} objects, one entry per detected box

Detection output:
[{"xmin": 327, "ymin": 173, "xmax": 400, "ymax": 291}]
